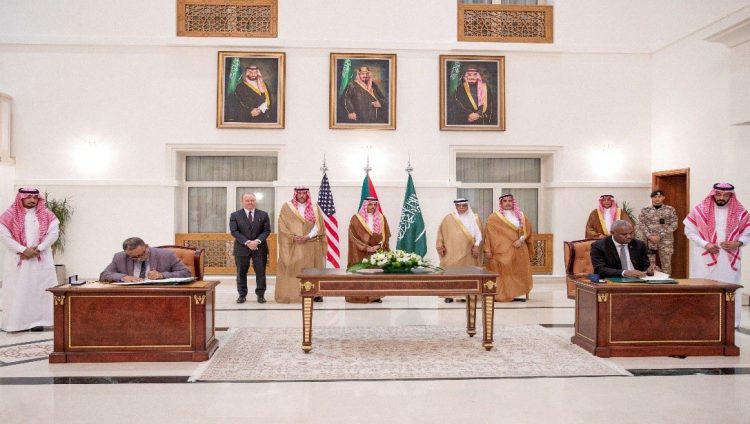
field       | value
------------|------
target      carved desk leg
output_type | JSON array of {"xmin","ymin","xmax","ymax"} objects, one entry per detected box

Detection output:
[
  {"xmin": 482, "ymin": 294, "xmax": 495, "ymax": 351},
  {"xmin": 466, "ymin": 295, "xmax": 477, "ymax": 337},
  {"xmin": 725, "ymin": 289, "xmax": 740, "ymax": 356},
  {"xmin": 302, "ymin": 296, "xmax": 314, "ymax": 353}
]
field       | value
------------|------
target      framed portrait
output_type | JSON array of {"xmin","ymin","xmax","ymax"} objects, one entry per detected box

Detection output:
[
  {"xmin": 217, "ymin": 51, "xmax": 285, "ymax": 129},
  {"xmin": 439, "ymin": 55, "xmax": 505, "ymax": 131},
  {"xmin": 330, "ymin": 53, "xmax": 396, "ymax": 130}
]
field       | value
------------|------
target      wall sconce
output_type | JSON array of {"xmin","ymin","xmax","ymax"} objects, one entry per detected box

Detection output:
[
  {"xmin": 588, "ymin": 142, "xmax": 623, "ymax": 177},
  {"xmin": 71, "ymin": 138, "xmax": 112, "ymax": 174}
]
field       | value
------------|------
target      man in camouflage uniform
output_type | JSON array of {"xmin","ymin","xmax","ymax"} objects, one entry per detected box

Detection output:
[{"xmin": 636, "ymin": 189, "xmax": 678, "ymax": 274}]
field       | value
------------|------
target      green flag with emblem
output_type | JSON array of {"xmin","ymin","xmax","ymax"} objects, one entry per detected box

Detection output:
[{"xmin": 396, "ymin": 173, "xmax": 427, "ymax": 256}]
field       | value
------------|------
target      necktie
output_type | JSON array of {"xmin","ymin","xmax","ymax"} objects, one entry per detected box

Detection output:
[
  {"xmin": 139, "ymin": 262, "xmax": 147, "ymax": 278},
  {"xmin": 619, "ymin": 244, "xmax": 630, "ymax": 271},
  {"xmin": 248, "ymin": 210, "xmax": 254, "ymax": 222}
]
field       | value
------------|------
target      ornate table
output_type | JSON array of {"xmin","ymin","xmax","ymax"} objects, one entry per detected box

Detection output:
[
  {"xmin": 572, "ymin": 278, "xmax": 741, "ymax": 357},
  {"xmin": 297, "ymin": 267, "xmax": 499, "ymax": 353},
  {"xmin": 48, "ymin": 281, "xmax": 218, "ymax": 363}
]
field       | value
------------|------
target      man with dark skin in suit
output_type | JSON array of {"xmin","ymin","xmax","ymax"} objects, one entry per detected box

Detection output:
[{"xmin": 591, "ymin": 220, "xmax": 652, "ymax": 278}]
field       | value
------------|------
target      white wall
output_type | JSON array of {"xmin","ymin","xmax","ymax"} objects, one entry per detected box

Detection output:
[{"xmin": 2, "ymin": 0, "xmax": 691, "ymax": 279}]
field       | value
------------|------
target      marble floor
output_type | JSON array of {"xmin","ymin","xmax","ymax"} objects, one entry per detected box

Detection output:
[{"xmin": 1, "ymin": 277, "xmax": 750, "ymax": 423}]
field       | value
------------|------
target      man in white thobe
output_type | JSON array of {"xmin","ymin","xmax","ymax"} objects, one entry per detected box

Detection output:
[
  {"xmin": 684, "ymin": 183, "xmax": 750, "ymax": 328},
  {"xmin": 0, "ymin": 188, "xmax": 59, "ymax": 332}
]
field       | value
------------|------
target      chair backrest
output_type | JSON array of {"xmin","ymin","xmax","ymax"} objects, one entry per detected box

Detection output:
[
  {"xmin": 563, "ymin": 239, "xmax": 597, "ymax": 276},
  {"xmin": 156, "ymin": 245, "xmax": 205, "ymax": 280}
]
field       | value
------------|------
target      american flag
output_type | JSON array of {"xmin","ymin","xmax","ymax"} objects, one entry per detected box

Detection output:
[{"xmin": 317, "ymin": 173, "xmax": 340, "ymax": 268}]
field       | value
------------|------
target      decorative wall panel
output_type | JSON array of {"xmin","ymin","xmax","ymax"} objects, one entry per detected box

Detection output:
[
  {"xmin": 530, "ymin": 233, "xmax": 553, "ymax": 274},
  {"xmin": 176, "ymin": 233, "xmax": 278, "ymax": 275},
  {"xmin": 177, "ymin": 0, "xmax": 277, "ymax": 38},
  {"xmin": 458, "ymin": 5, "xmax": 553, "ymax": 43}
]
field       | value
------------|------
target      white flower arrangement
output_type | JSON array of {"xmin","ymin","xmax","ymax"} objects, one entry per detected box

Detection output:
[{"xmin": 358, "ymin": 249, "xmax": 425, "ymax": 271}]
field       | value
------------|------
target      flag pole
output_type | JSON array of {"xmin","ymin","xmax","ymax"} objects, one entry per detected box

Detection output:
[
  {"xmin": 363, "ymin": 145, "xmax": 372, "ymax": 174},
  {"xmin": 320, "ymin": 153, "xmax": 328, "ymax": 174},
  {"xmin": 406, "ymin": 153, "xmax": 413, "ymax": 174}
]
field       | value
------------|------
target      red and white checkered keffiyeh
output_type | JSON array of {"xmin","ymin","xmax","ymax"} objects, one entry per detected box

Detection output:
[
  {"xmin": 0, "ymin": 190, "xmax": 56, "ymax": 265},
  {"xmin": 464, "ymin": 70, "xmax": 486, "ymax": 108},
  {"xmin": 686, "ymin": 185, "xmax": 750, "ymax": 270},
  {"xmin": 498, "ymin": 195, "xmax": 523, "ymax": 225},
  {"xmin": 291, "ymin": 189, "xmax": 316, "ymax": 223},
  {"xmin": 598, "ymin": 195, "xmax": 618, "ymax": 225},
  {"xmin": 358, "ymin": 199, "xmax": 383, "ymax": 235}
]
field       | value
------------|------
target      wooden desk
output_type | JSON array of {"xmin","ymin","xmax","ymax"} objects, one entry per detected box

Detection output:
[
  {"xmin": 297, "ymin": 267, "xmax": 499, "ymax": 353},
  {"xmin": 48, "ymin": 281, "xmax": 219, "ymax": 363},
  {"xmin": 571, "ymin": 278, "xmax": 741, "ymax": 357}
]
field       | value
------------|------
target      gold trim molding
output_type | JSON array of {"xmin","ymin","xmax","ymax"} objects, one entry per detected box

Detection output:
[
  {"xmin": 54, "ymin": 295, "xmax": 65, "ymax": 306},
  {"xmin": 300, "ymin": 281, "xmax": 315, "ymax": 292},
  {"xmin": 726, "ymin": 292, "xmax": 736, "ymax": 301},
  {"xmin": 194, "ymin": 295, "xmax": 206, "ymax": 305},
  {"xmin": 597, "ymin": 293, "xmax": 608, "ymax": 302}
]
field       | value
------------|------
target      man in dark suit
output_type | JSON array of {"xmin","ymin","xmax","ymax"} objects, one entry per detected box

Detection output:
[
  {"xmin": 591, "ymin": 220, "xmax": 651, "ymax": 278},
  {"xmin": 229, "ymin": 192, "xmax": 271, "ymax": 304},
  {"xmin": 99, "ymin": 237, "xmax": 192, "ymax": 282}
]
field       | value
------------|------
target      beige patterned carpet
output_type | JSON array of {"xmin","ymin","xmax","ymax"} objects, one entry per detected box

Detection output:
[
  {"xmin": 192, "ymin": 325, "xmax": 630, "ymax": 382},
  {"xmin": 0, "ymin": 340, "xmax": 52, "ymax": 365}
]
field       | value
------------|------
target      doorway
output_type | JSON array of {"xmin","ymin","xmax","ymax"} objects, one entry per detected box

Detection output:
[{"xmin": 652, "ymin": 169, "xmax": 690, "ymax": 278}]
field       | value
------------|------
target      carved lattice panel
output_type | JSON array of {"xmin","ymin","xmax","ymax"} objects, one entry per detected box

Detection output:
[
  {"xmin": 177, "ymin": 0, "xmax": 277, "ymax": 38},
  {"xmin": 458, "ymin": 5, "xmax": 553, "ymax": 43},
  {"xmin": 530, "ymin": 233, "xmax": 553, "ymax": 274},
  {"xmin": 175, "ymin": 233, "xmax": 278, "ymax": 275}
]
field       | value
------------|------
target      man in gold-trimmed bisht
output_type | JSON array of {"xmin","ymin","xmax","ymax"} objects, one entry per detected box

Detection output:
[
  {"xmin": 585, "ymin": 194, "xmax": 633, "ymax": 239},
  {"xmin": 347, "ymin": 197, "xmax": 391, "ymax": 303},
  {"xmin": 436, "ymin": 198, "xmax": 483, "ymax": 303},
  {"xmin": 484, "ymin": 194, "xmax": 533, "ymax": 302},
  {"xmin": 275, "ymin": 187, "xmax": 326, "ymax": 303}
]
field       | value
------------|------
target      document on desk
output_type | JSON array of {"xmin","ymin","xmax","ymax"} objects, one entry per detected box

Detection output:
[
  {"xmin": 641, "ymin": 271, "xmax": 677, "ymax": 284},
  {"xmin": 111, "ymin": 277, "xmax": 196, "ymax": 286}
]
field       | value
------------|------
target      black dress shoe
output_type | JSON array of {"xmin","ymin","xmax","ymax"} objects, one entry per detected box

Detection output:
[
  {"xmin": 236, "ymin": 296, "xmax": 246, "ymax": 304},
  {"xmin": 257, "ymin": 295, "xmax": 267, "ymax": 304},
  {"xmin": 444, "ymin": 298, "xmax": 454, "ymax": 303},
  {"xmin": 313, "ymin": 296, "xmax": 324, "ymax": 302},
  {"xmin": 372, "ymin": 298, "xmax": 383, "ymax": 303},
  {"xmin": 29, "ymin": 326, "xmax": 44, "ymax": 332}
]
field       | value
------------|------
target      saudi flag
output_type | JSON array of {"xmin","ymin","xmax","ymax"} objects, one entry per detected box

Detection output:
[
  {"xmin": 227, "ymin": 57, "xmax": 243, "ymax": 95},
  {"xmin": 448, "ymin": 61, "xmax": 462, "ymax": 95},
  {"xmin": 338, "ymin": 59, "xmax": 353, "ymax": 96},
  {"xmin": 396, "ymin": 174, "xmax": 427, "ymax": 256}
]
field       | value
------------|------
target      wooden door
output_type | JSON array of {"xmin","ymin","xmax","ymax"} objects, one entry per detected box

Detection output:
[{"xmin": 652, "ymin": 169, "xmax": 690, "ymax": 278}]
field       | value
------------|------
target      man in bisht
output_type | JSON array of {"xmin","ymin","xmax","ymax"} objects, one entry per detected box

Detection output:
[
  {"xmin": 234, "ymin": 64, "xmax": 275, "ymax": 122},
  {"xmin": 342, "ymin": 66, "xmax": 388, "ymax": 123},
  {"xmin": 585, "ymin": 194, "xmax": 633, "ymax": 239},
  {"xmin": 684, "ymin": 183, "xmax": 750, "ymax": 328},
  {"xmin": 484, "ymin": 194, "xmax": 533, "ymax": 302},
  {"xmin": 275, "ymin": 187, "xmax": 326, "ymax": 303},
  {"xmin": 636, "ymin": 189, "xmax": 679, "ymax": 274},
  {"xmin": 450, "ymin": 65, "xmax": 496, "ymax": 125},
  {"xmin": 347, "ymin": 196, "xmax": 391, "ymax": 303},
  {"xmin": 436, "ymin": 198, "xmax": 483, "ymax": 303},
  {"xmin": 0, "ymin": 188, "xmax": 59, "ymax": 332}
]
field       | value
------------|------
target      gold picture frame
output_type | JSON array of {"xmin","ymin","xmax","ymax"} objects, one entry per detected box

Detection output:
[
  {"xmin": 329, "ymin": 53, "xmax": 396, "ymax": 130},
  {"xmin": 217, "ymin": 51, "xmax": 285, "ymax": 129},
  {"xmin": 439, "ymin": 55, "xmax": 505, "ymax": 131}
]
